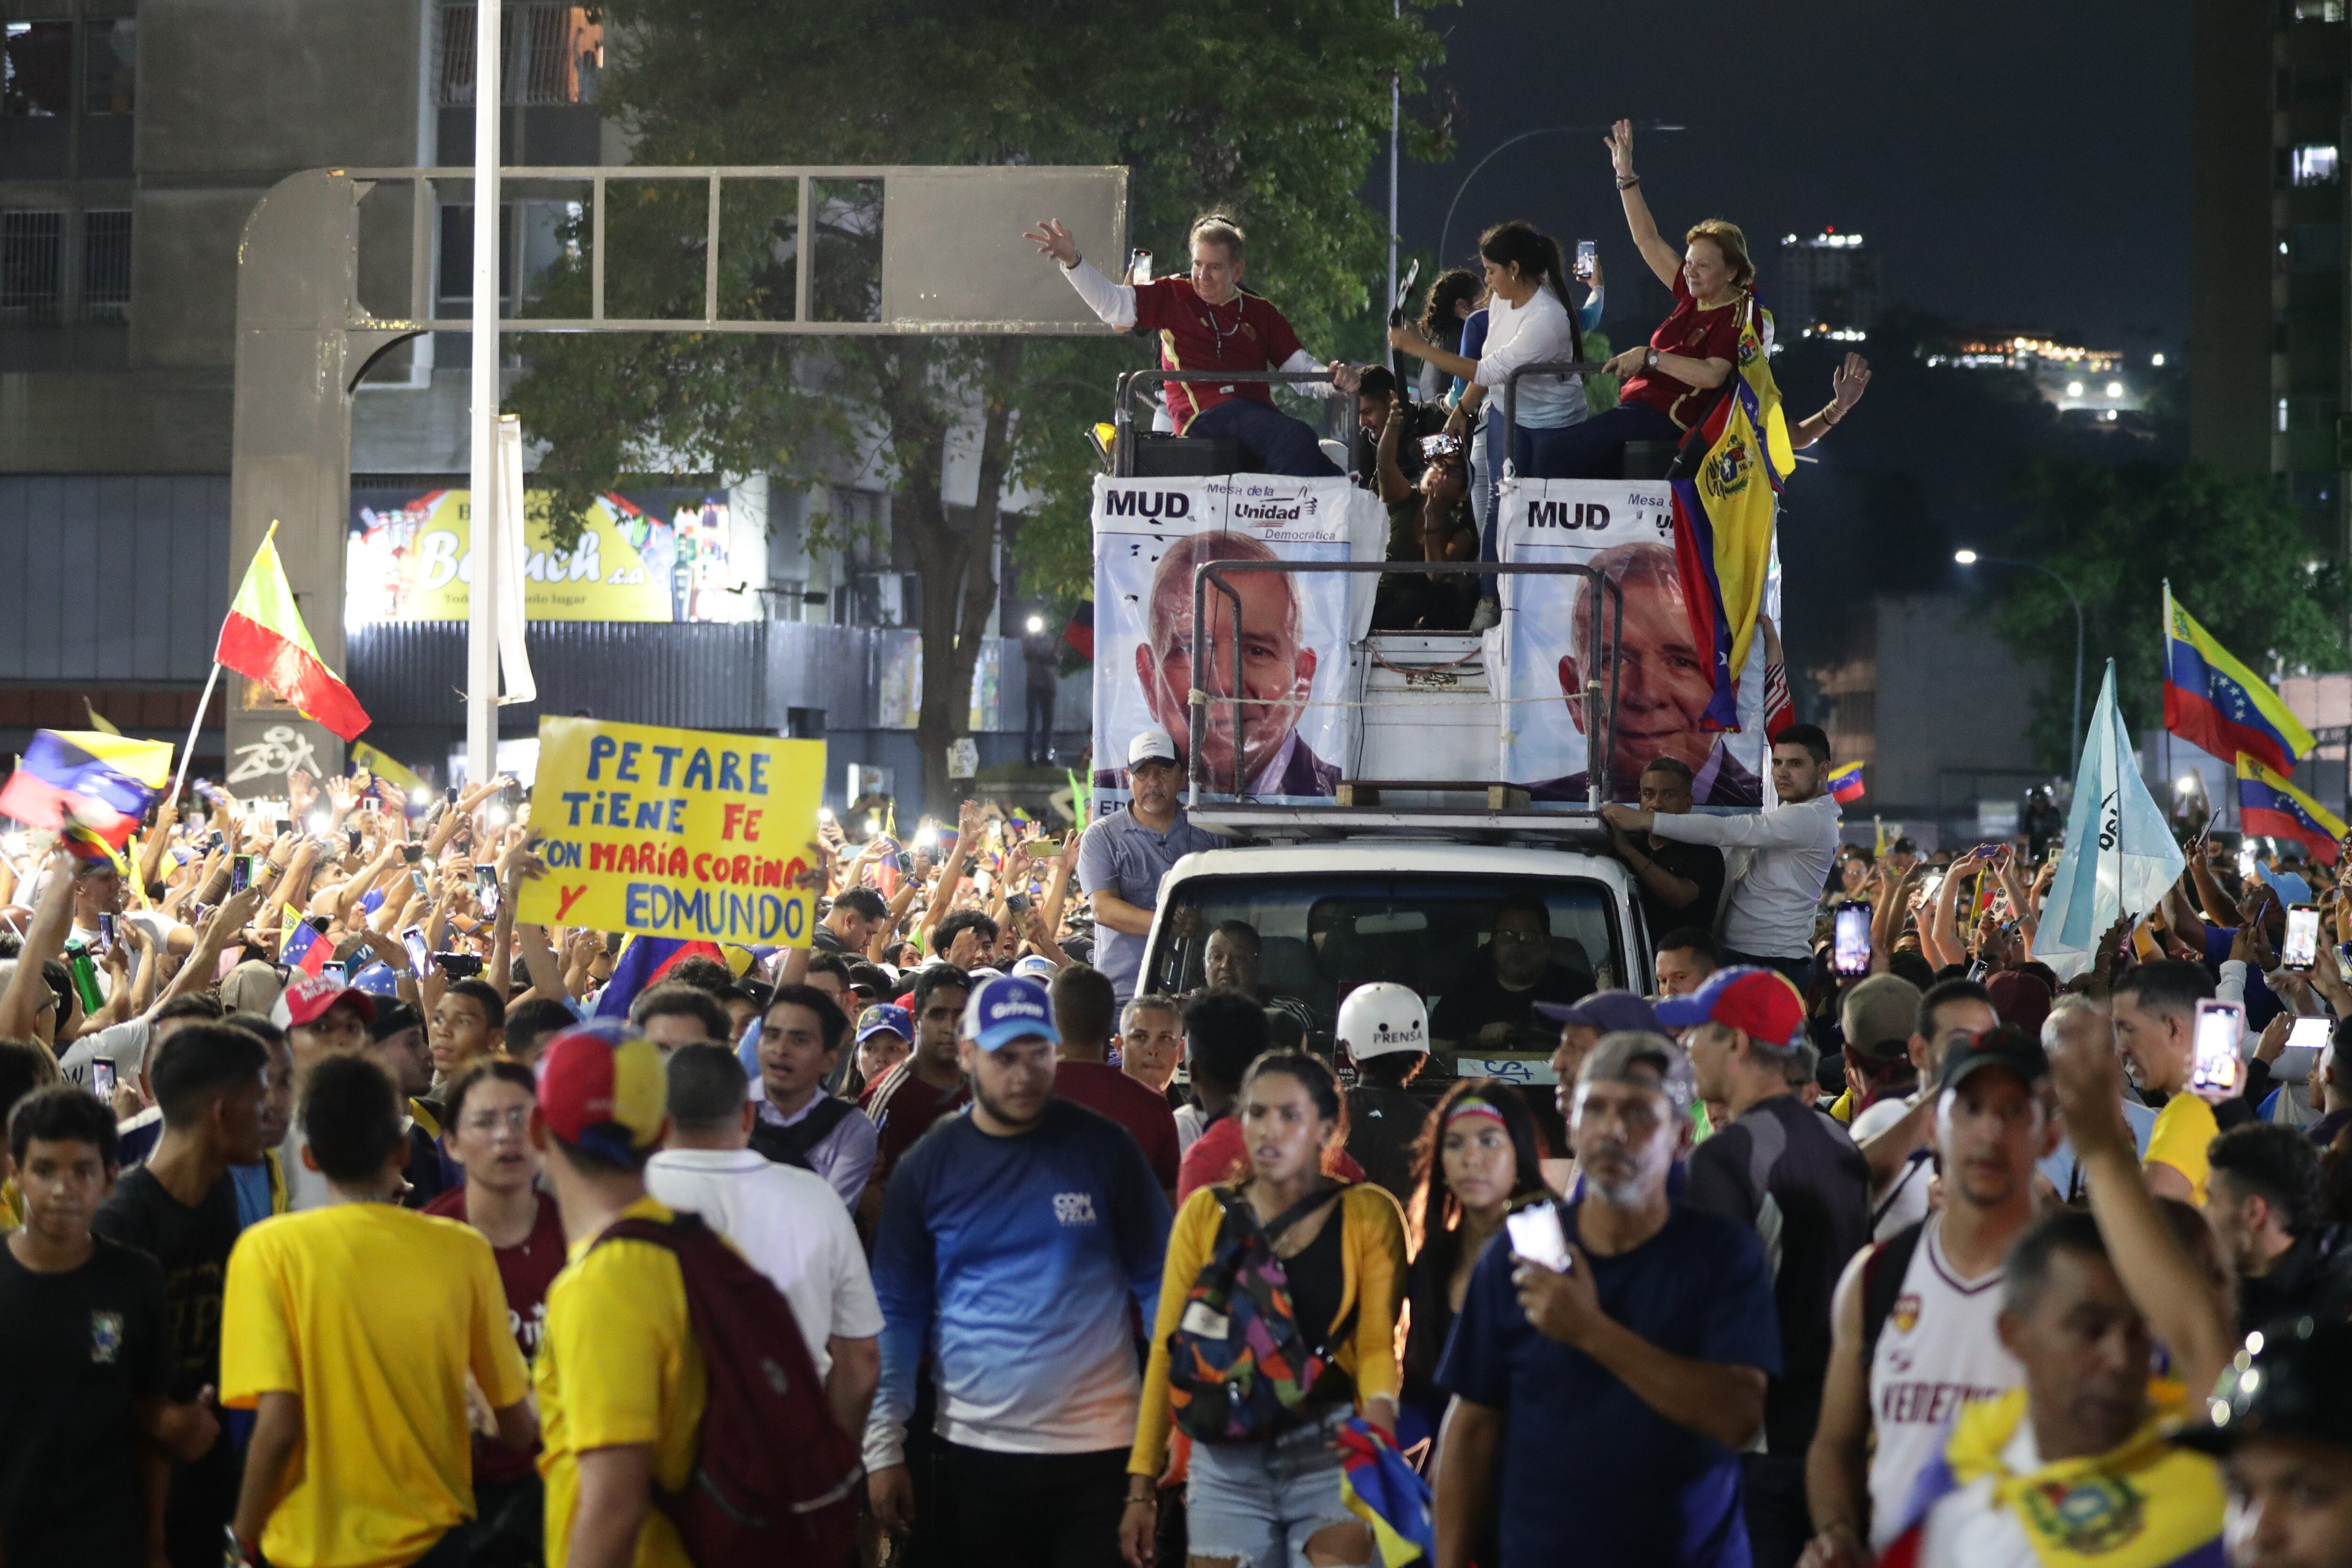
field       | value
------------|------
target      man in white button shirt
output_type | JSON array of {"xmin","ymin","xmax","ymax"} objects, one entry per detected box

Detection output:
[
  {"xmin": 1602, "ymin": 724, "xmax": 1841, "ymax": 992},
  {"xmin": 644, "ymin": 1043, "xmax": 883, "ymax": 1437}
]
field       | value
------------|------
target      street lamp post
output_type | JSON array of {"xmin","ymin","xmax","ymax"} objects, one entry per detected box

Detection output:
[
  {"xmin": 1956, "ymin": 549, "xmax": 2085, "ymax": 764},
  {"xmin": 1435, "ymin": 120, "xmax": 1684, "ymax": 270}
]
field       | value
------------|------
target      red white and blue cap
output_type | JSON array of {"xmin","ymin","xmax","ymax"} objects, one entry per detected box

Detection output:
[
  {"xmin": 535, "ymin": 1016, "xmax": 668, "ymax": 1162},
  {"xmin": 961, "ymin": 974, "xmax": 1060, "ymax": 1052},
  {"xmin": 1653, "ymin": 966, "xmax": 1807, "ymax": 1050}
]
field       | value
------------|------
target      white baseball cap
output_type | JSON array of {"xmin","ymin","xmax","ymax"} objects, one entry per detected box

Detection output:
[
  {"xmin": 1128, "ymin": 728, "xmax": 1178, "ymax": 768},
  {"xmin": 1337, "ymin": 981, "xmax": 1429, "ymax": 1059}
]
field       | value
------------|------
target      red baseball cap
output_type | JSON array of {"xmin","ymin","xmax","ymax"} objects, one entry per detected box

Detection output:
[
  {"xmin": 270, "ymin": 972, "xmax": 377, "ymax": 1030},
  {"xmin": 1653, "ymin": 966, "xmax": 1807, "ymax": 1050}
]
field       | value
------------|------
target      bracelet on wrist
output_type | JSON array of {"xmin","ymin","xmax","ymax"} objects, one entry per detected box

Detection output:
[{"xmin": 1616, "ymin": 174, "xmax": 1640, "ymax": 189}]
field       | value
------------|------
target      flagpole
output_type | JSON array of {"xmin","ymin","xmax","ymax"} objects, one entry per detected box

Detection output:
[
  {"xmin": 466, "ymin": 0, "xmax": 504, "ymax": 789},
  {"xmin": 170, "ymin": 517, "xmax": 280, "ymax": 807},
  {"xmin": 167, "ymin": 664, "xmax": 222, "ymax": 807}
]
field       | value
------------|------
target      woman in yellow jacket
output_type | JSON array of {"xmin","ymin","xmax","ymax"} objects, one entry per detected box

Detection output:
[{"xmin": 1119, "ymin": 1050, "xmax": 1408, "ymax": 1568}]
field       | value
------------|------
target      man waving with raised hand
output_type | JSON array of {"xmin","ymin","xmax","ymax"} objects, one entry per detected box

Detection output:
[{"xmin": 1027, "ymin": 213, "xmax": 1358, "ymax": 476}]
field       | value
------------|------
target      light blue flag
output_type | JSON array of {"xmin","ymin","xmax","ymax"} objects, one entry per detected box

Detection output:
[{"xmin": 2037, "ymin": 661, "xmax": 2186, "ymax": 981}]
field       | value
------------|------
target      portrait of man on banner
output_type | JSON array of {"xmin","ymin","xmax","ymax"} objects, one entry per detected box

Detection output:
[
  {"xmin": 1498, "ymin": 480, "xmax": 1771, "ymax": 807},
  {"xmin": 1089, "ymin": 475, "xmax": 1366, "ymax": 806}
]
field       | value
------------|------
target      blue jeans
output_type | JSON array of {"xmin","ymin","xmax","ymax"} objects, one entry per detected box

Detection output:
[
  {"xmin": 1477, "ymin": 419, "xmax": 1592, "ymax": 603},
  {"xmin": 1537, "ymin": 399, "xmax": 1682, "ymax": 478},
  {"xmin": 1187, "ymin": 396, "xmax": 1342, "ymax": 477},
  {"xmin": 1185, "ymin": 1408, "xmax": 1359, "ymax": 1568}
]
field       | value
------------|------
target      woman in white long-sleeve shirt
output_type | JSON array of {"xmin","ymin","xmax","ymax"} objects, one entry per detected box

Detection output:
[
  {"xmin": 1388, "ymin": 220, "xmax": 1590, "ymax": 621},
  {"xmin": 1388, "ymin": 220, "xmax": 1589, "ymax": 477}
]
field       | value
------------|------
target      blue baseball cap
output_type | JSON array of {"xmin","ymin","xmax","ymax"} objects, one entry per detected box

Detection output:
[
  {"xmin": 960, "ymin": 974, "xmax": 1060, "ymax": 1052},
  {"xmin": 856, "ymin": 1003, "xmax": 912, "ymax": 1044},
  {"xmin": 1011, "ymin": 954, "xmax": 1060, "ymax": 980}
]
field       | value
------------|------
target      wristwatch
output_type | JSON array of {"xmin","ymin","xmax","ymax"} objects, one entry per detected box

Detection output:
[{"xmin": 1644, "ymin": 347, "xmax": 1659, "ymax": 372}]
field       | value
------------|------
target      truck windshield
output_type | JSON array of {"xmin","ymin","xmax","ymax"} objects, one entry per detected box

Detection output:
[{"xmin": 1144, "ymin": 873, "xmax": 1625, "ymax": 1061}]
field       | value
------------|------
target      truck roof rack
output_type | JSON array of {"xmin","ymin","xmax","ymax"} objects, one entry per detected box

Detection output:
[{"xmin": 1187, "ymin": 799, "xmax": 1613, "ymax": 848}]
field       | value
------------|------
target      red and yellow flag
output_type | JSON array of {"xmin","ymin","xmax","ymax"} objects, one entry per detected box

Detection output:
[{"xmin": 216, "ymin": 523, "xmax": 371, "ymax": 742}]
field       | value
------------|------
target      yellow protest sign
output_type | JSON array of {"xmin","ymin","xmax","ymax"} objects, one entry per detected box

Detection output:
[{"xmin": 519, "ymin": 717, "xmax": 826, "ymax": 945}]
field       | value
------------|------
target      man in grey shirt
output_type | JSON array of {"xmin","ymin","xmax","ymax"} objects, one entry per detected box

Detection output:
[
  {"xmin": 1601, "ymin": 724, "xmax": 1841, "ymax": 993},
  {"xmin": 1077, "ymin": 729, "xmax": 1222, "ymax": 1001}
]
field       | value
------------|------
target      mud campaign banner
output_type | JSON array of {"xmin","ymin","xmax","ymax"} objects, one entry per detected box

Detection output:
[
  {"xmin": 1494, "ymin": 477, "xmax": 1777, "ymax": 808},
  {"xmin": 1089, "ymin": 474, "xmax": 1383, "ymax": 808}
]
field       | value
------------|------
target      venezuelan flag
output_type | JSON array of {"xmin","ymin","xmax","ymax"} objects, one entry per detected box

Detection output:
[
  {"xmin": 2237, "ymin": 753, "xmax": 2347, "ymax": 866},
  {"xmin": 282, "ymin": 919, "xmax": 331, "ymax": 979},
  {"xmin": 1827, "ymin": 761, "xmax": 1866, "ymax": 803},
  {"xmin": 1670, "ymin": 296, "xmax": 1794, "ymax": 733},
  {"xmin": 591, "ymin": 935, "xmax": 727, "ymax": 1020},
  {"xmin": 0, "ymin": 729, "xmax": 173, "ymax": 847},
  {"xmin": 2165, "ymin": 586, "xmax": 2311, "ymax": 776},
  {"xmin": 1335, "ymin": 1418, "xmax": 1434, "ymax": 1565}
]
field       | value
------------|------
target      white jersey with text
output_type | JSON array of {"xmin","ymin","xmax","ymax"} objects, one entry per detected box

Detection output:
[{"xmin": 1865, "ymin": 1215, "xmax": 2023, "ymax": 1550}]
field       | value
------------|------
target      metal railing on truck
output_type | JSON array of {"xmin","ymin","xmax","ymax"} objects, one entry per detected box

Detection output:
[
  {"xmin": 1187, "ymin": 558, "xmax": 1624, "ymax": 811},
  {"xmin": 1111, "ymin": 368, "xmax": 1355, "ymax": 478}
]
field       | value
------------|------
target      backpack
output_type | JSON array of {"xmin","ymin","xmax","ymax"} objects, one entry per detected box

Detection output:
[
  {"xmin": 597, "ymin": 1213, "xmax": 861, "ymax": 1568},
  {"xmin": 1165, "ymin": 1184, "xmax": 1355, "ymax": 1444},
  {"xmin": 747, "ymin": 1095, "xmax": 857, "ymax": 1172},
  {"xmin": 1860, "ymin": 1219, "xmax": 1926, "ymax": 1365}
]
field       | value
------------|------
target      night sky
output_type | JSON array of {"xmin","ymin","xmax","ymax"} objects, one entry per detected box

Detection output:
[{"xmin": 1397, "ymin": 0, "xmax": 2190, "ymax": 352}]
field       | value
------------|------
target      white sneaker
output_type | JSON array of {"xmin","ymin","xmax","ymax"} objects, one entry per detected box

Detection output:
[{"xmin": 1469, "ymin": 598, "xmax": 1500, "ymax": 633}]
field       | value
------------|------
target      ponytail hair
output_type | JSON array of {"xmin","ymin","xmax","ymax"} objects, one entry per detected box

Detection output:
[{"xmin": 1478, "ymin": 220, "xmax": 1583, "ymax": 361}]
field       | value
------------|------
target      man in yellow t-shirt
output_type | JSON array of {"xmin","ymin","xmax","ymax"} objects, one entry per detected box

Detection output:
[
  {"xmin": 530, "ymin": 1018, "xmax": 706, "ymax": 1568},
  {"xmin": 2113, "ymin": 960, "xmax": 2241, "ymax": 1205},
  {"xmin": 222, "ymin": 1053, "xmax": 535, "ymax": 1568}
]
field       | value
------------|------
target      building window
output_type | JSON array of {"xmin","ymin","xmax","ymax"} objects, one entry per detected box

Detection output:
[
  {"xmin": 2296, "ymin": 0, "xmax": 2347, "ymax": 19},
  {"xmin": 0, "ymin": 210, "xmax": 62, "ymax": 322},
  {"xmin": 436, "ymin": 3, "xmax": 603, "ymax": 108},
  {"xmin": 83, "ymin": 18, "xmax": 134, "ymax": 115},
  {"xmin": 82, "ymin": 209, "xmax": 129, "ymax": 321},
  {"xmin": 2295, "ymin": 144, "xmax": 2341, "ymax": 186},
  {"xmin": 1, "ymin": 22, "xmax": 70, "ymax": 118}
]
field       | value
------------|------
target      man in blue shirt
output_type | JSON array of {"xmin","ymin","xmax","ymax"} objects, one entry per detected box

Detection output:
[
  {"xmin": 1077, "ymin": 729, "xmax": 1222, "ymax": 1002},
  {"xmin": 1435, "ymin": 1031, "xmax": 1781, "ymax": 1568},
  {"xmin": 865, "ymin": 974, "xmax": 1171, "ymax": 1568}
]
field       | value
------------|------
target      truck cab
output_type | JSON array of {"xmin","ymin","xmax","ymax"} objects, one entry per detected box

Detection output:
[{"xmin": 1137, "ymin": 819, "xmax": 1649, "ymax": 1098}]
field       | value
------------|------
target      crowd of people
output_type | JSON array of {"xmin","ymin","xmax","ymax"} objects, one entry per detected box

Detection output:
[
  {"xmin": 7, "ymin": 717, "xmax": 2352, "ymax": 1568},
  {"xmin": 6, "ymin": 116, "xmax": 2352, "ymax": 1568}
]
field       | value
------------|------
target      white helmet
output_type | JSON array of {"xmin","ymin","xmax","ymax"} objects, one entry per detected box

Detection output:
[{"xmin": 1337, "ymin": 981, "xmax": 1428, "ymax": 1061}]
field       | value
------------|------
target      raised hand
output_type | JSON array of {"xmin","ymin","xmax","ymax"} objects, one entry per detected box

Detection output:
[
  {"xmin": 1832, "ymin": 353, "xmax": 1872, "ymax": 412},
  {"xmin": 1023, "ymin": 218, "xmax": 1081, "ymax": 268},
  {"xmin": 1605, "ymin": 119, "xmax": 1637, "ymax": 178}
]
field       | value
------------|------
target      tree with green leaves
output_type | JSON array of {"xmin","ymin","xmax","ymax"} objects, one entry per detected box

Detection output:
[
  {"xmin": 1989, "ymin": 459, "xmax": 2344, "ymax": 771},
  {"xmin": 508, "ymin": 0, "xmax": 1445, "ymax": 812}
]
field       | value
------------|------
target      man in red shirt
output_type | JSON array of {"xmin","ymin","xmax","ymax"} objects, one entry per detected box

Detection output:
[
  {"xmin": 1026, "ymin": 213, "xmax": 1359, "ymax": 476},
  {"xmin": 857, "ymin": 964, "xmax": 973, "ymax": 1230},
  {"xmin": 1045, "ymin": 964, "xmax": 1179, "ymax": 1199},
  {"xmin": 420, "ymin": 1059, "xmax": 564, "ymax": 1560}
]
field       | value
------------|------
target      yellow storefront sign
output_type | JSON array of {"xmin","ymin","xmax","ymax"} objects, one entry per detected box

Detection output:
[
  {"xmin": 519, "ymin": 717, "xmax": 826, "ymax": 945},
  {"xmin": 347, "ymin": 489, "xmax": 743, "ymax": 623}
]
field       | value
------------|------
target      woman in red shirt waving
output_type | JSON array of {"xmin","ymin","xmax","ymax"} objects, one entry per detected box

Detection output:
[{"xmin": 1549, "ymin": 118, "xmax": 1755, "ymax": 478}]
